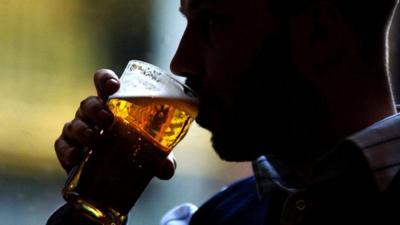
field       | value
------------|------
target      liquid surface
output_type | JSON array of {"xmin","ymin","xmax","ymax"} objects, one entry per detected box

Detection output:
[
  {"xmin": 63, "ymin": 97, "xmax": 197, "ymax": 223},
  {"xmin": 107, "ymin": 97, "xmax": 197, "ymax": 151}
]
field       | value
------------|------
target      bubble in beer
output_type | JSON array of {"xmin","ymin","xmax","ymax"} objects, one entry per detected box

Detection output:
[
  {"xmin": 107, "ymin": 96, "xmax": 197, "ymax": 151},
  {"xmin": 62, "ymin": 60, "xmax": 198, "ymax": 225}
]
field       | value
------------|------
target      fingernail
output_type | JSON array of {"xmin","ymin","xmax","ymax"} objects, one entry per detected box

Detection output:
[{"xmin": 105, "ymin": 78, "xmax": 119, "ymax": 91}]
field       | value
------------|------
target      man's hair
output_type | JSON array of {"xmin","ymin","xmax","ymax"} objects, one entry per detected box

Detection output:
[
  {"xmin": 389, "ymin": 5, "xmax": 400, "ymax": 100},
  {"xmin": 268, "ymin": 0, "xmax": 399, "ymax": 60}
]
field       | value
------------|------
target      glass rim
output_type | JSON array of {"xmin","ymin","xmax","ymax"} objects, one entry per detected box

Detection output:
[{"xmin": 128, "ymin": 60, "xmax": 199, "ymax": 99}]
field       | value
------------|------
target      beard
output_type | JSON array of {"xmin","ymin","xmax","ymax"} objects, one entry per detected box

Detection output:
[{"xmin": 205, "ymin": 32, "xmax": 327, "ymax": 163}]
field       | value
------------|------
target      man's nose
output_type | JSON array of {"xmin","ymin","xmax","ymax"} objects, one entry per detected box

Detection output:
[{"xmin": 170, "ymin": 26, "xmax": 204, "ymax": 78}]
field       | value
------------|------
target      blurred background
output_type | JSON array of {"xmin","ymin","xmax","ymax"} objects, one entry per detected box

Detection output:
[
  {"xmin": 0, "ymin": 1, "xmax": 399, "ymax": 225},
  {"xmin": 0, "ymin": 1, "xmax": 253, "ymax": 225}
]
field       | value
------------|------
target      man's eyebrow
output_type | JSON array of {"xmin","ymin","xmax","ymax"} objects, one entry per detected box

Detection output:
[
  {"xmin": 180, "ymin": 0, "xmax": 208, "ymax": 16},
  {"xmin": 187, "ymin": 0, "xmax": 204, "ymax": 8}
]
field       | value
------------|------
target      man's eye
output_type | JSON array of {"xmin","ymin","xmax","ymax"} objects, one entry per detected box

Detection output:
[
  {"xmin": 206, "ymin": 12, "xmax": 224, "ymax": 27},
  {"xmin": 186, "ymin": 11, "xmax": 227, "ymax": 46},
  {"xmin": 200, "ymin": 14, "xmax": 222, "ymax": 45},
  {"xmin": 205, "ymin": 15, "xmax": 216, "ymax": 27}
]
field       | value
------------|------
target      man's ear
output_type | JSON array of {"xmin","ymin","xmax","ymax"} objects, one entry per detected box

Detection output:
[{"xmin": 289, "ymin": 1, "xmax": 355, "ymax": 79}]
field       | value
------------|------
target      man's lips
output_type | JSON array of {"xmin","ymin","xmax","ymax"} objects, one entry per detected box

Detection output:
[
  {"xmin": 195, "ymin": 104, "xmax": 212, "ymax": 130},
  {"xmin": 185, "ymin": 76, "xmax": 203, "ymax": 97},
  {"xmin": 185, "ymin": 76, "xmax": 220, "ymax": 131},
  {"xmin": 195, "ymin": 95, "xmax": 222, "ymax": 132}
]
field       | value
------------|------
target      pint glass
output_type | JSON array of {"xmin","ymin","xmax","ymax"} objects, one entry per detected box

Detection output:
[{"xmin": 62, "ymin": 60, "xmax": 198, "ymax": 225}]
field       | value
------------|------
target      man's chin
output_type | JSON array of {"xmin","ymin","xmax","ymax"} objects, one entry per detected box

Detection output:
[
  {"xmin": 211, "ymin": 134, "xmax": 262, "ymax": 162},
  {"xmin": 194, "ymin": 110, "xmax": 215, "ymax": 135}
]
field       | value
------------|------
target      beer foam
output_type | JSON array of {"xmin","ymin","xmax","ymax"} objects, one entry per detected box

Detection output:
[{"xmin": 110, "ymin": 60, "xmax": 197, "ymax": 103}]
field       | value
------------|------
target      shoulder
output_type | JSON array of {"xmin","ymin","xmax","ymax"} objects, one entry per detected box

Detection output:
[
  {"xmin": 195, "ymin": 176, "xmax": 258, "ymax": 210},
  {"xmin": 189, "ymin": 176, "xmax": 274, "ymax": 225},
  {"xmin": 347, "ymin": 113, "xmax": 400, "ymax": 190},
  {"xmin": 347, "ymin": 113, "xmax": 400, "ymax": 149}
]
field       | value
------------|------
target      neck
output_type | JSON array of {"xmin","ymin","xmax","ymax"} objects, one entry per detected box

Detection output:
[
  {"xmin": 271, "ymin": 56, "xmax": 397, "ymax": 181},
  {"xmin": 319, "ymin": 57, "xmax": 397, "ymax": 141}
]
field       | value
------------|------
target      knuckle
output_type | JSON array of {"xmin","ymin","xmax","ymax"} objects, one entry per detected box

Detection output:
[
  {"xmin": 75, "ymin": 108, "xmax": 84, "ymax": 119},
  {"xmin": 55, "ymin": 142, "xmax": 69, "ymax": 160},
  {"xmin": 80, "ymin": 96, "xmax": 96, "ymax": 108},
  {"xmin": 80, "ymin": 96, "xmax": 104, "ymax": 113},
  {"xmin": 54, "ymin": 137, "xmax": 63, "ymax": 151},
  {"xmin": 63, "ymin": 121, "xmax": 72, "ymax": 134},
  {"xmin": 73, "ymin": 119, "xmax": 87, "ymax": 134},
  {"xmin": 69, "ymin": 119, "xmax": 79, "ymax": 130},
  {"xmin": 65, "ymin": 118, "xmax": 86, "ymax": 137}
]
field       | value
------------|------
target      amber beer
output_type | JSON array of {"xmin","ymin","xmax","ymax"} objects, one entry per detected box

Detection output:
[{"xmin": 62, "ymin": 60, "xmax": 198, "ymax": 225}]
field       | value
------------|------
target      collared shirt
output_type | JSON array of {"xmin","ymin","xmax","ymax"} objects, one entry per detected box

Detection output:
[
  {"xmin": 348, "ymin": 113, "xmax": 400, "ymax": 191},
  {"xmin": 161, "ymin": 114, "xmax": 400, "ymax": 225}
]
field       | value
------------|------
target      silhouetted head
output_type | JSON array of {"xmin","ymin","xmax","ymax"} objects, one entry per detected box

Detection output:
[{"xmin": 171, "ymin": 0, "xmax": 399, "ymax": 162}]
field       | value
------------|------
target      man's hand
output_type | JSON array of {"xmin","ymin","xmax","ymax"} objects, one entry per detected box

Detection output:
[{"xmin": 54, "ymin": 69, "xmax": 176, "ymax": 180}]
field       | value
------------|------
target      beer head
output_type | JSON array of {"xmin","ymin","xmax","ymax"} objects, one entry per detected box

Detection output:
[
  {"xmin": 110, "ymin": 60, "xmax": 198, "ymax": 106},
  {"xmin": 108, "ymin": 60, "xmax": 199, "ymax": 152}
]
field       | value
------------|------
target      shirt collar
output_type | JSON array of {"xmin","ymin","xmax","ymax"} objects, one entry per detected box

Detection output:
[
  {"xmin": 253, "ymin": 113, "xmax": 400, "ymax": 199},
  {"xmin": 347, "ymin": 113, "xmax": 400, "ymax": 191},
  {"xmin": 252, "ymin": 155, "xmax": 300, "ymax": 199}
]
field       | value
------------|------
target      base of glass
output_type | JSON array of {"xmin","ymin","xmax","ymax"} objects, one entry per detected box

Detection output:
[{"xmin": 63, "ymin": 191, "xmax": 126, "ymax": 225}]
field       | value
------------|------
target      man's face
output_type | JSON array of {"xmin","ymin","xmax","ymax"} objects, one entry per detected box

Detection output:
[{"xmin": 171, "ymin": 0, "xmax": 321, "ymax": 161}]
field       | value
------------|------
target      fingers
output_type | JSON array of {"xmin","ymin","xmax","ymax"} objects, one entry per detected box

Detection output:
[
  {"xmin": 62, "ymin": 119, "xmax": 96, "ymax": 147},
  {"xmin": 93, "ymin": 69, "xmax": 120, "ymax": 101},
  {"xmin": 76, "ymin": 96, "xmax": 114, "ymax": 128},
  {"xmin": 57, "ymin": 116, "xmax": 98, "ymax": 172},
  {"xmin": 55, "ymin": 69, "xmax": 118, "ymax": 173},
  {"xmin": 54, "ymin": 136, "xmax": 84, "ymax": 172},
  {"xmin": 56, "ymin": 95, "xmax": 113, "ymax": 173},
  {"xmin": 155, "ymin": 152, "xmax": 177, "ymax": 180}
]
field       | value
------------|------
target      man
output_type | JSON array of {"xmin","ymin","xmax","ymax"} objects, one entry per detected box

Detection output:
[{"xmin": 48, "ymin": 0, "xmax": 400, "ymax": 224}]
